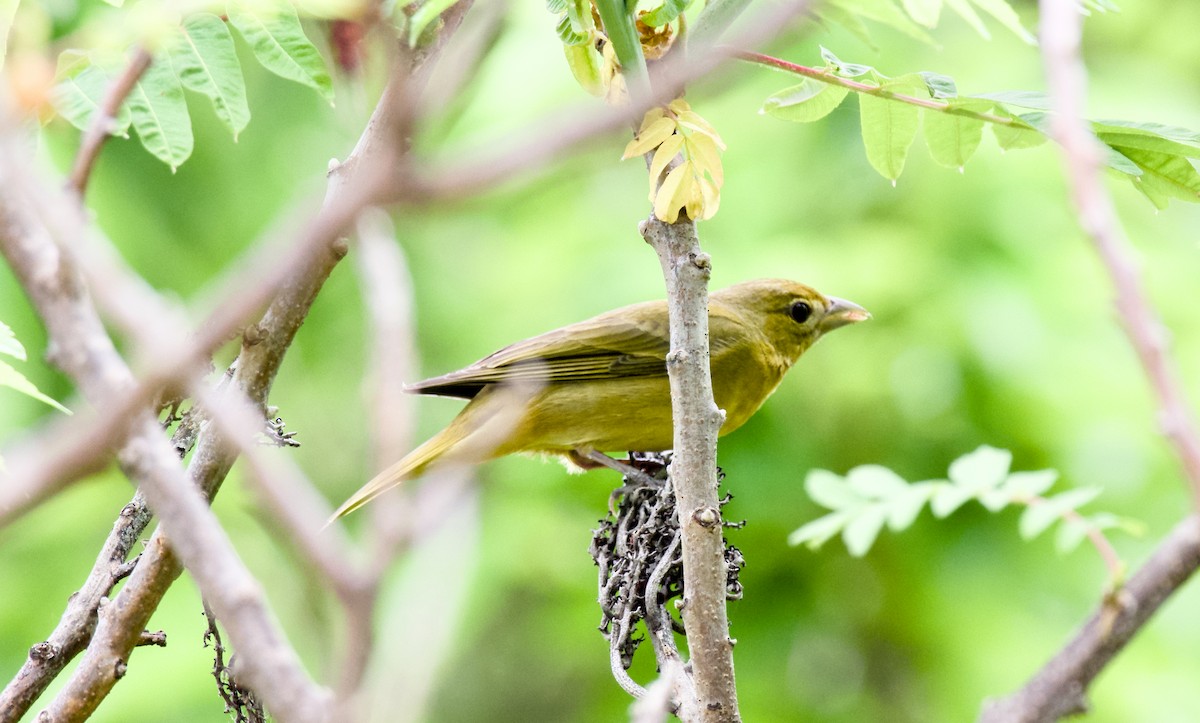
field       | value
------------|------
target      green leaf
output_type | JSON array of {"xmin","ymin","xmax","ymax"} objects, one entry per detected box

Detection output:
[
  {"xmin": 919, "ymin": 71, "xmax": 957, "ymax": 99},
  {"xmin": 1018, "ymin": 488, "xmax": 1102, "ymax": 540},
  {"xmin": 50, "ymin": 62, "xmax": 133, "ymax": 137},
  {"xmin": 126, "ymin": 55, "xmax": 193, "ymax": 170},
  {"xmin": 409, "ymin": 0, "xmax": 461, "ymax": 46},
  {"xmin": 900, "ymin": 0, "xmax": 943, "ymax": 27},
  {"xmin": 1054, "ymin": 517, "xmax": 1090, "ymax": 554},
  {"xmin": 974, "ymin": 90, "xmax": 1050, "ymax": 110},
  {"xmin": 825, "ymin": 0, "xmax": 934, "ymax": 44},
  {"xmin": 805, "ymin": 469, "xmax": 861, "ymax": 510},
  {"xmin": 554, "ymin": 11, "xmax": 590, "ymax": 45},
  {"xmin": 1095, "ymin": 120, "xmax": 1200, "ymax": 156},
  {"xmin": 930, "ymin": 482, "xmax": 974, "ymax": 517},
  {"xmin": 886, "ymin": 482, "xmax": 934, "ymax": 530},
  {"xmin": 0, "ymin": 360, "xmax": 71, "ymax": 414},
  {"xmin": 859, "ymin": 87, "xmax": 921, "ymax": 181},
  {"xmin": 843, "ymin": 504, "xmax": 888, "ymax": 556},
  {"xmin": 814, "ymin": 6, "xmax": 877, "ymax": 48},
  {"xmin": 170, "ymin": 14, "xmax": 250, "ymax": 139},
  {"xmin": 820, "ymin": 46, "xmax": 874, "ymax": 78},
  {"xmin": 943, "ymin": 0, "xmax": 989, "ymax": 38},
  {"xmin": 846, "ymin": 465, "xmax": 908, "ymax": 498},
  {"xmin": 990, "ymin": 113, "xmax": 1047, "ymax": 150},
  {"xmin": 923, "ymin": 106, "xmax": 984, "ymax": 169},
  {"xmin": 789, "ymin": 511, "xmax": 853, "ymax": 548},
  {"xmin": 761, "ymin": 80, "xmax": 850, "ymax": 123},
  {"xmin": 1117, "ymin": 146, "xmax": 1200, "ymax": 204},
  {"xmin": 0, "ymin": 320, "xmax": 26, "ymax": 361},
  {"xmin": 969, "ymin": 0, "xmax": 1035, "ymax": 44},
  {"xmin": 1001, "ymin": 469, "xmax": 1058, "ymax": 498},
  {"xmin": 228, "ymin": 0, "xmax": 334, "ymax": 103},
  {"xmin": 642, "ymin": 0, "xmax": 692, "ymax": 27},
  {"xmin": 948, "ymin": 445, "xmax": 1011, "ymax": 491}
]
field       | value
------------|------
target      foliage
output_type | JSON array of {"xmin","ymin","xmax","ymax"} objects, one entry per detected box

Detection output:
[
  {"xmin": 790, "ymin": 446, "xmax": 1141, "ymax": 560},
  {"xmin": 622, "ymin": 98, "xmax": 725, "ymax": 223},
  {"xmin": 49, "ymin": 1, "xmax": 334, "ymax": 170},
  {"xmin": 756, "ymin": 47, "xmax": 1200, "ymax": 207},
  {"xmin": 0, "ymin": 320, "xmax": 69, "ymax": 417}
]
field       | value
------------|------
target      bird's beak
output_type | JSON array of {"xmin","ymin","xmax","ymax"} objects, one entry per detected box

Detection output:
[{"xmin": 820, "ymin": 296, "xmax": 871, "ymax": 332}]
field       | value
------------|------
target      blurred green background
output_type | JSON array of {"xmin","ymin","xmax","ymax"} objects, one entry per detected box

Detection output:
[{"xmin": 4, "ymin": 1, "xmax": 1200, "ymax": 721}]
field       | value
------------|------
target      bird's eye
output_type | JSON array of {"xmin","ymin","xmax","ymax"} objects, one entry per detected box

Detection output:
[{"xmin": 790, "ymin": 301, "xmax": 813, "ymax": 323}]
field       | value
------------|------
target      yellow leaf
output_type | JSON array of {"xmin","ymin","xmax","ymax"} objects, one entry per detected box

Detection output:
[
  {"xmin": 686, "ymin": 133, "xmax": 723, "ymax": 188},
  {"xmin": 649, "ymin": 133, "xmax": 684, "ymax": 193},
  {"xmin": 654, "ymin": 161, "xmax": 693, "ymax": 223},
  {"xmin": 676, "ymin": 110, "xmax": 726, "ymax": 150},
  {"xmin": 667, "ymin": 97, "xmax": 690, "ymax": 115},
  {"xmin": 638, "ymin": 106, "xmax": 665, "ymax": 130},
  {"xmin": 622, "ymin": 116, "xmax": 677, "ymax": 159},
  {"xmin": 699, "ymin": 176, "xmax": 720, "ymax": 219}
]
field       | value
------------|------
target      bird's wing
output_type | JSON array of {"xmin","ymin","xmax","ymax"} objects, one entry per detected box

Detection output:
[{"xmin": 408, "ymin": 301, "xmax": 750, "ymax": 399}]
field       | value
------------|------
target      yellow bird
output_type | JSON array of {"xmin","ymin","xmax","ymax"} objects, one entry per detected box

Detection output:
[{"xmin": 332, "ymin": 279, "xmax": 868, "ymax": 519}]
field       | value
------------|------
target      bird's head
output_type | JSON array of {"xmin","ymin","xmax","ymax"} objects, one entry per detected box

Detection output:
[{"xmin": 714, "ymin": 279, "xmax": 870, "ymax": 362}]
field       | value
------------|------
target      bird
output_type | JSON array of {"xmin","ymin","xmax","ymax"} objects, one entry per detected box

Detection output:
[{"xmin": 331, "ymin": 279, "xmax": 868, "ymax": 520}]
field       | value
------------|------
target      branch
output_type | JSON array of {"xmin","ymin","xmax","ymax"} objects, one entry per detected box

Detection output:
[
  {"xmin": 67, "ymin": 48, "xmax": 152, "ymax": 196},
  {"xmin": 732, "ymin": 50, "xmax": 1018, "ymax": 126},
  {"xmin": 980, "ymin": 515, "xmax": 1200, "ymax": 722},
  {"xmin": 975, "ymin": 1, "xmax": 1200, "ymax": 718},
  {"xmin": 1036, "ymin": 0, "xmax": 1200, "ymax": 501},
  {"xmin": 641, "ymin": 218, "xmax": 738, "ymax": 721}
]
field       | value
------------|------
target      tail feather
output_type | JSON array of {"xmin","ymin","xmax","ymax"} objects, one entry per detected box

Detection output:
[{"xmin": 328, "ymin": 425, "xmax": 463, "ymax": 523}]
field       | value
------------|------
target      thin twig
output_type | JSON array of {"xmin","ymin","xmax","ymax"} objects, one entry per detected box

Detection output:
[
  {"xmin": 1037, "ymin": 0, "xmax": 1200, "ymax": 501},
  {"xmin": 976, "ymin": 0, "xmax": 1200, "ymax": 718},
  {"xmin": 732, "ymin": 49, "xmax": 1018, "ymax": 125},
  {"xmin": 67, "ymin": 48, "xmax": 152, "ymax": 196},
  {"xmin": 980, "ymin": 515, "xmax": 1200, "ymax": 722}
]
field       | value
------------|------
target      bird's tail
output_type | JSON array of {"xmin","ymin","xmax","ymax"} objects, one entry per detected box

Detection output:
[
  {"xmin": 328, "ymin": 424, "xmax": 464, "ymax": 523},
  {"xmin": 327, "ymin": 384, "xmax": 535, "ymax": 524}
]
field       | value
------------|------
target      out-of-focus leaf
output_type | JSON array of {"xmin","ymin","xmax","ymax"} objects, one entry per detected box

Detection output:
[
  {"xmin": 0, "ymin": 360, "xmax": 71, "ymax": 414},
  {"xmin": 924, "ymin": 107, "xmax": 984, "ymax": 169},
  {"xmin": 825, "ymin": 0, "xmax": 933, "ymax": 44},
  {"xmin": 1054, "ymin": 517, "xmax": 1090, "ymax": 554},
  {"xmin": 563, "ymin": 43, "xmax": 604, "ymax": 95},
  {"xmin": 821, "ymin": 46, "xmax": 874, "ymax": 78},
  {"xmin": 930, "ymin": 483, "xmax": 974, "ymax": 518},
  {"xmin": 789, "ymin": 511, "xmax": 852, "ymax": 548},
  {"xmin": 228, "ymin": 0, "xmax": 334, "ymax": 103},
  {"xmin": 171, "ymin": 14, "xmax": 250, "ymax": 138},
  {"xmin": 50, "ymin": 62, "xmax": 133, "ymax": 136},
  {"xmin": 969, "ymin": 0, "xmax": 1035, "ymax": 44},
  {"xmin": 991, "ymin": 114, "xmax": 1046, "ymax": 150},
  {"xmin": 900, "ymin": 0, "xmax": 942, "ymax": 27},
  {"xmin": 1018, "ymin": 488, "xmax": 1102, "ymax": 540},
  {"xmin": 642, "ymin": 0, "xmax": 692, "ymax": 27},
  {"xmin": 1117, "ymin": 146, "xmax": 1200, "ymax": 203},
  {"xmin": 0, "ymin": 0, "xmax": 18, "ymax": 71},
  {"xmin": 126, "ymin": 55, "xmax": 193, "ymax": 170},
  {"xmin": 886, "ymin": 482, "xmax": 935, "ymax": 530},
  {"xmin": 974, "ymin": 90, "xmax": 1050, "ymax": 110},
  {"xmin": 1001, "ymin": 469, "xmax": 1059, "ymax": 498},
  {"xmin": 846, "ymin": 465, "xmax": 908, "ymax": 498},
  {"xmin": 761, "ymin": 80, "xmax": 850, "ymax": 123},
  {"xmin": 920, "ymin": 71, "xmax": 957, "ymax": 99},
  {"xmin": 0, "ymin": 320, "xmax": 26, "ymax": 361},
  {"xmin": 806, "ymin": 469, "xmax": 861, "ymax": 510},
  {"xmin": 944, "ymin": 0, "xmax": 989, "ymax": 38},
  {"xmin": 860, "ymin": 84, "xmax": 922, "ymax": 181},
  {"xmin": 948, "ymin": 445, "xmax": 1012, "ymax": 491},
  {"xmin": 843, "ymin": 504, "xmax": 888, "ymax": 556}
]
